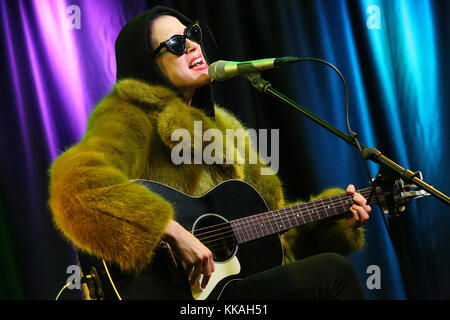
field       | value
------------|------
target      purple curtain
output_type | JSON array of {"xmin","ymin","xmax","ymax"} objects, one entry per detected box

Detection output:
[{"xmin": 0, "ymin": 0, "xmax": 148, "ymax": 299}]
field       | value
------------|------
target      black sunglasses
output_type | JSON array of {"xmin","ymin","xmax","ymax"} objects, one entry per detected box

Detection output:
[{"xmin": 150, "ymin": 20, "xmax": 203, "ymax": 58}]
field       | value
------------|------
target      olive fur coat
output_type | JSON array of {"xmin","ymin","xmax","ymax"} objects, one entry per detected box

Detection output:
[{"xmin": 48, "ymin": 79, "xmax": 364, "ymax": 273}]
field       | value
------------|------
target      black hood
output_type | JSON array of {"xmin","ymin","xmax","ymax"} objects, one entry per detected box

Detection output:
[{"xmin": 115, "ymin": 5, "xmax": 215, "ymax": 118}]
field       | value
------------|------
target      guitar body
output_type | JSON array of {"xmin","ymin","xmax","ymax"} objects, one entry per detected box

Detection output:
[
  {"xmin": 77, "ymin": 179, "xmax": 283, "ymax": 300},
  {"xmin": 76, "ymin": 178, "xmax": 421, "ymax": 299}
]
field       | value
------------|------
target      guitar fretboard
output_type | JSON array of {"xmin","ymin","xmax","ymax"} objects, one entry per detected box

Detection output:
[{"xmin": 229, "ymin": 187, "xmax": 380, "ymax": 244}]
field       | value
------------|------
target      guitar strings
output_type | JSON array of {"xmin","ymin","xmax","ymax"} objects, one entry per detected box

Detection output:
[
  {"xmin": 202, "ymin": 191, "xmax": 382, "ymax": 253},
  {"xmin": 203, "ymin": 200, "xmax": 369, "ymax": 253},
  {"xmin": 193, "ymin": 187, "xmax": 380, "ymax": 241},
  {"xmin": 200, "ymin": 206, "xmax": 333, "ymax": 249},
  {"xmin": 190, "ymin": 187, "xmax": 380, "ymax": 235},
  {"xmin": 196, "ymin": 188, "xmax": 381, "ymax": 250},
  {"xmin": 191, "ymin": 188, "xmax": 359, "ymax": 238},
  {"xmin": 194, "ymin": 187, "xmax": 379, "ymax": 246}
]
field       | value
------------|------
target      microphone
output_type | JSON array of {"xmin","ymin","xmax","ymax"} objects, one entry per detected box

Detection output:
[{"xmin": 208, "ymin": 57, "xmax": 299, "ymax": 81}]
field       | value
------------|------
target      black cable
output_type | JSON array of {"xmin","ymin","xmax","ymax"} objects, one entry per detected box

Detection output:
[
  {"xmin": 292, "ymin": 58, "xmax": 366, "ymax": 162},
  {"xmin": 293, "ymin": 57, "xmax": 390, "ymax": 231}
]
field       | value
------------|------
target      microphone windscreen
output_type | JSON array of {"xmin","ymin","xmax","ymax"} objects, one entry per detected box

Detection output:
[{"xmin": 208, "ymin": 61, "xmax": 228, "ymax": 81}]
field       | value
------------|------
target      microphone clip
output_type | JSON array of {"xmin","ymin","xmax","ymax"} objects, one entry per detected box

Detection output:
[{"xmin": 245, "ymin": 72, "xmax": 272, "ymax": 93}]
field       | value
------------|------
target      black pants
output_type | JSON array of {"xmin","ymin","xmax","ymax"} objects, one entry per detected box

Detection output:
[{"xmin": 219, "ymin": 253, "xmax": 365, "ymax": 300}]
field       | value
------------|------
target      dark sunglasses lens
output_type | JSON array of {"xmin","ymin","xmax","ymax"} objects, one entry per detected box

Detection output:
[
  {"xmin": 187, "ymin": 24, "xmax": 202, "ymax": 43},
  {"xmin": 166, "ymin": 35, "xmax": 186, "ymax": 55}
]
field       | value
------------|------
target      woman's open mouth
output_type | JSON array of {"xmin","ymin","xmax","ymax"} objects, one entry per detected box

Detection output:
[{"xmin": 189, "ymin": 55, "xmax": 208, "ymax": 71}]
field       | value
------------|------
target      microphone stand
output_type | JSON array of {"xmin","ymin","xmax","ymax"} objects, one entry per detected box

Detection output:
[{"xmin": 244, "ymin": 71, "xmax": 450, "ymax": 299}]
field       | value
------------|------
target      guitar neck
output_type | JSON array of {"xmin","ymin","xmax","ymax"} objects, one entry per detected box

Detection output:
[{"xmin": 230, "ymin": 186, "xmax": 380, "ymax": 244}]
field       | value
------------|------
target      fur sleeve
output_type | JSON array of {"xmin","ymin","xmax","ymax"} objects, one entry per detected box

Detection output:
[
  {"xmin": 282, "ymin": 188, "xmax": 365, "ymax": 261},
  {"xmin": 48, "ymin": 94, "xmax": 173, "ymax": 272}
]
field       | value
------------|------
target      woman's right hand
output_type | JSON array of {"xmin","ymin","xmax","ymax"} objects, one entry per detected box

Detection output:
[{"xmin": 163, "ymin": 220, "xmax": 215, "ymax": 289}]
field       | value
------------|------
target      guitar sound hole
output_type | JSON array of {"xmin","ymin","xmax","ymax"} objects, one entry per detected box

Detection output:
[{"xmin": 192, "ymin": 214, "xmax": 237, "ymax": 263}]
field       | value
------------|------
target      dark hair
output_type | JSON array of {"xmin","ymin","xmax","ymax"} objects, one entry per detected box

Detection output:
[{"xmin": 115, "ymin": 6, "xmax": 216, "ymax": 118}]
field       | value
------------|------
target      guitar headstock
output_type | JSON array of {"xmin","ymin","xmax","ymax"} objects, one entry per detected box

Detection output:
[
  {"xmin": 366, "ymin": 176, "xmax": 430, "ymax": 213},
  {"xmin": 392, "ymin": 179, "xmax": 430, "ymax": 210}
]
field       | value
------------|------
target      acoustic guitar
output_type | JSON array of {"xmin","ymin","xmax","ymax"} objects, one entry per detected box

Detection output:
[{"xmin": 77, "ymin": 179, "xmax": 427, "ymax": 300}]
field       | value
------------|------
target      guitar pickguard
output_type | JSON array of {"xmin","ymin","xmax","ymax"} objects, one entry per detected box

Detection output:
[{"xmin": 191, "ymin": 256, "xmax": 241, "ymax": 300}]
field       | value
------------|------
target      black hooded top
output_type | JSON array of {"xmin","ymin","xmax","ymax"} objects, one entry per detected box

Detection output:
[{"xmin": 114, "ymin": 5, "xmax": 215, "ymax": 119}]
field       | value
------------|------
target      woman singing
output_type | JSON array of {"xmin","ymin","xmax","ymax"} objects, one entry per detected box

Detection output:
[{"xmin": 49, "ymin": 5, "xmax": 371, "ymax": 300}]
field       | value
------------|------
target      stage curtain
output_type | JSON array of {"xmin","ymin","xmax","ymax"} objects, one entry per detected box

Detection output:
[{"xmin": 0, "ymin": 0, "xmax": 448, "ymax": 299}]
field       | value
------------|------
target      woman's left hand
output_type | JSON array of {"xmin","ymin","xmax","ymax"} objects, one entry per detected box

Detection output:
[{"xmin": 346, "ymin": 184, "xmax": 371, "ymax": 228}]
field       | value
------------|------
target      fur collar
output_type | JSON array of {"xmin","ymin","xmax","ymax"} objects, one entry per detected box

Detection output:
[
  {"xmin": 114, "ymin": 79, "xmax": 182, "ymax": 110},
  {"xmin": 113, "ymin": 78, "xmax": 245, "ymax": 180}
]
